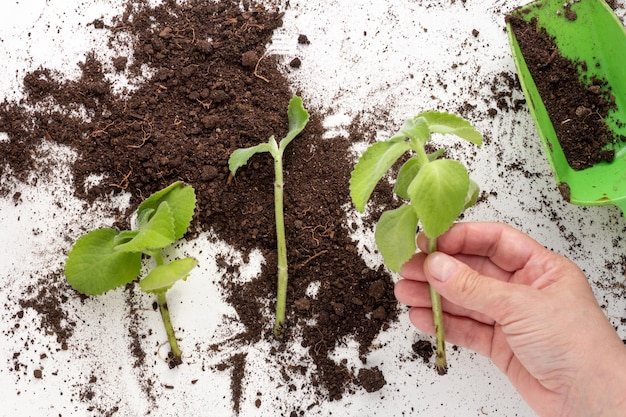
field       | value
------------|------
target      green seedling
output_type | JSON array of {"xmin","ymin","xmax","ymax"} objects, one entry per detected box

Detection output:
[
  {"xmin": 350, "ymin": 111, "xmax": 482, "ymax": 375},
  {"xmin": 228, "ymin": 95, "xmax": 310, "ymax": 339},
  {"xmin": 64, "ymin": 181, "xmax": 197, "ymax": 366}
]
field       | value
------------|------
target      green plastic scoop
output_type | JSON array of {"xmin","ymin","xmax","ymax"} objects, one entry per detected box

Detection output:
[{"xmin": 505, "ymin": 0, "xmax": 626, "ymax": 215}]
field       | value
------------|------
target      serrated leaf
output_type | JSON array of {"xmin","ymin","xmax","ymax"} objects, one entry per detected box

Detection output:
[
  {"xmin": 464, "ymin": 178, "xmax": 480, "ymax": 210},
  {"xmin": 279, "ymin": 95, "xmax": 310, "ymax": 149},
  {"xmin": 394, "ymin": 149, "xmax": 445, "ymax": 200},
  {"xmin": 396, "ymin": 116, "xmax": 431, "ymax": 147},
  {"xmin": 137, "ymin": 182, "xmax": 179, "ymax": 213},
  {"xmin": 64, "ymin": 228, "xmax": 142, "ymax": 295},
  {"xmin": 393, "ymin": 149, "xmax": 445, "ymax": 200},
  {"xmin": 140, "ymin": 257, "xmax": 198, "ymax": 294},
  {"xmin": 374, "ymin": 205, "xmax": 419, "ymax": 273},
  {"xmin": 137, "ymin": 182, "xmax": 196, "ymax": 239},
  {"xmin": 416, "ymin": 111, "xmax": 483, "ymax": 145},
  {"xmin": 228, "ymin": 143, "xmax": 274, "ymax": 176},
  {"xmin": 115, "ymin": 202, "xmax": 176, "ymax": 253},
  {"xmin": 408, "ymin": 159, "xmax": 469, "ymax": 238},
  {"xmin": 350, "ymin": 140, "xmax": 410, "ymax": 212}
]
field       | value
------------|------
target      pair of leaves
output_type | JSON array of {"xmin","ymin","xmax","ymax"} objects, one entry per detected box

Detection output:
[
  {"xmin": 64, "ymin": 182, "xmax": 197, "ymax": 295},
  {"xmin": 375, "ymin": 160, "xmax": 479, "ymax": 272},
  {"xmin": 349, "ymin": 111, "xmax": 483, "ymax": 272},
  {"xmin": 228, "ymin": 95, "xmax": 310, "ymax": 176},
  {"xmin": 115, "ymin": 181, "xmax": 195, "ymax": 252}
]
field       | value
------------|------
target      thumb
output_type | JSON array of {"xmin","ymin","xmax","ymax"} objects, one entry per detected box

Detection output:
[{"xmin": 424, "ymin": 252, "xmax": 519, "ymax": 321}]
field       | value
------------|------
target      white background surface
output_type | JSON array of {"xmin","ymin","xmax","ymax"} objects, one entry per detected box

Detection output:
[{"xmin": 1, "ymin": 1, "xmax": 625, "ymax": 416}]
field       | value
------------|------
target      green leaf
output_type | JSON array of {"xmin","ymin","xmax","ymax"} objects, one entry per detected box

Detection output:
[
  {"xmin": 396, "ymin": 116, "xmax": 431, "ymax": 147},
  {"xmin": 417, "ymin": 111, "xmax": 483, "ymax": 145},
  {"xmin": 114, "ymin": 230, "xmax": 139, "ymax": 246},
  {"xmin": 137, "ymin": 182, "xmax": 179, "ymax": 213},
  {"xmin": 140, "ymin": 257, "xmax": 198, "ymax": 294},
  {"xmin": 394, "ymin": 150, "xmax": 445, "ymax": 199},
  {"xmin": 350, "ymin": 140, "xmax": 411, "ymax": 212},
  {"xmin": 427, "ymin": 148, "xmax": 446, "ymax": 161},
  {"xmin": 408, "ymin": 159, "xmax": 470, "ymax": 238},
  {"xmin": 137, "ymin": 208, "xmax": 154, "ymax": 229},
  {"xmin": 137, "ymin": 182, "xmax": 196, "ymax": 239},
  {"xmin": 394, "ymin": 157, "xmax": 421, "ymax": 200},
  {"xmin": 374, "ymin": 205, "xmax": 419, "ymax": 273},
  {"xmin": 64, "ymin": 228, "xmax": 142, "ymax": 295},
  {"xmin": 228, "ymin": 142, "xmax": 273, "ymax": 176},
  {"xmin": 464, "ymin": 178, "xmax": 480, "ymax": 210},
  {"xmin": 115, "ymin": 202, "xmax": 176, "ymax": 253},
  {"xmin": 279, "ymin": 95, "xmax": 310, "ymax": 149}
]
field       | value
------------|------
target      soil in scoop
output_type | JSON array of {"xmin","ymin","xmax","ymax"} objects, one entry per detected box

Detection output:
[
  {"xmin": 506, "ymin": 13, "xmax": 621, "ymax": 171},
  {"xmin": 0, "ymin": 0, "xmax": 399, "ymax": 407}
]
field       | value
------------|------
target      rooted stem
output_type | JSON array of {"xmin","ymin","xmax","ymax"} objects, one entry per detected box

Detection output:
[
  {"xmin": 273, "ymin": 153, "xmax": 288, "ymax": 339},
  {"xmin": 153, "ymin": 251, "xmax": 182, "ymax": 365},
  {"xmin": 427, "ymin": 237, "xmax": 447, "ymax": 375},
  {"xmin": 157, "ymin": 292, "xmax": 182, "ymax": 365}
]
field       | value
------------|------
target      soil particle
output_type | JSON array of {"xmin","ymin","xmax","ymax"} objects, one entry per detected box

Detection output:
[
  {"xmin": 558, "ymin": 182, "xmax": 572, "ymax": 202},
  {"xmin": 368, "ymin": 279, "xmax": 387, "ymax": 300},
  {"xmin": 357, "ymin": 366, "xmax": 386, "ymax": 393},
  {"xmin": 241, "ymin": 50, "xmax": 259, "ymax": 68},
  {"xmin": 564, "ymin": 4, "xmax": 577, "ymax": 21},
  {"xmin": 412, "ymin": 339, "xmax": 435, "ymax": 364},
  {"xmin": 289, "ymin": 57, "xmax": 302, "ymax": 68}
]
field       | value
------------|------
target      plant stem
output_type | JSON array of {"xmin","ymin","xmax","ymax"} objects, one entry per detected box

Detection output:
[
  {"xmin": 153, "ymin": 251, "xmax": 182, "ymax": 365},
  {"xmin": 153, "ymin": 250, "xmax": 165, "ymax": 266},
  {"xmin": 427, "ymin": 237, "xmax": 447, "ymax": 375},
  {"xmin": 157, "ymin": 292, "xmax": 182, "ymax": 364},
  {"xmin": 414, "ymin": 139, "xmax": 430, "ymax": 166},
  {"xmin": 273, "ymin": 153, "xmax": 288, "ymax": 339}
]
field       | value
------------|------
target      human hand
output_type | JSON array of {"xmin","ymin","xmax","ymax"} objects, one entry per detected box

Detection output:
[{"xmin": 394, "ymin": 222, "xmax": 626, "ymax": 417}]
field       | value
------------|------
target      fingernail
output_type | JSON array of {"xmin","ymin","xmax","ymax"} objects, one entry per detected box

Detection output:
[{"xmin": 427, "ymin": 253, "xmax": 458, "ymax": 282}]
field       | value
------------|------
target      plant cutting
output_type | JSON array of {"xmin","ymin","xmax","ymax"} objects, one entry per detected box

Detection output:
[
  {"xmin": 350, "ymin": 111, "xmax": 482, "ymax": 374},
  {"xmin": 228, "ymin": 95, "xmax": 310, "ymax": 339},
  {"xmin": 64, "ymin": 181, "xmax": 198, "ymax": 366}
]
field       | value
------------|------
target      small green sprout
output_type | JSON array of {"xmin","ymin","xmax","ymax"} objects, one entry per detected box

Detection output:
[
  {"xmin": 350, "ymin": 111, "xmax": 482, "ymax": 375},
  {"xmin": 228, "ymin": 95, "xmax": 310, "ymax": 339},
  {"xmin": 64, "ymin": 181, "xmax": 197, "ymax": 367}
]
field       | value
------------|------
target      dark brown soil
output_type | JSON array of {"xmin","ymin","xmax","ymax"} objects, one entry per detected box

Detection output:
[
  {"xmin": 356, "ymin": 366, "xmax": 386, "ymax": 393},
  {"xmin": 0, "ymin": 0, "xmax": 398, "ymax": 407},
  {"xmin": 506, "ymin": 13, "xmax": 622, "ymax": 171}
]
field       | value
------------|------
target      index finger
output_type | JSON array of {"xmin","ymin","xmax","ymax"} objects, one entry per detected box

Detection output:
[{"xmin": 416, "ymin": 222, "xmax": 545, "ymax": 273}]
